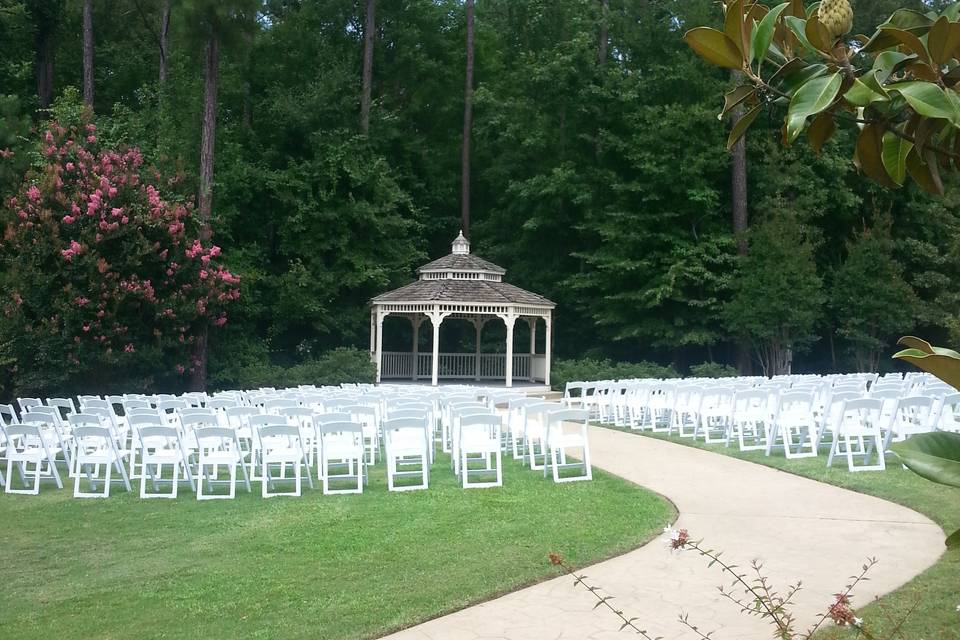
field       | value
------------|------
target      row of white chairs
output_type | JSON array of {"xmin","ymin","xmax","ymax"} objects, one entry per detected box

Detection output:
[
  {"xmin": 0, "ymin": 385, "xmax": 593, "ymax": 497},
  {"xmin": 563, "ymin": 372, "xmax": 956, "ymax": 472}
]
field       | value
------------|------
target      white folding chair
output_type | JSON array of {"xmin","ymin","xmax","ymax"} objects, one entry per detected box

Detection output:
[
  {"xmin": 523, "ymin": 402, "xmax": 560, "ymax": 470},
  {"xmin": 195, "ymin": 426, "xmax": 251, "ymax": 500},
  {"xmin": 137, "ymin": 424, "xmax": 196, "ymax": 498},
  {"xmin": 71, "ymin": 424, "xmax": 132, "ymax": 498},
  {"xmin": 767, "ymin": 391, "xmax": 817, "ymax": 458},
  {"xmin": 383, "ymin": 417, "xmax": 429, "ymax": 492},
  {"xmin": 730, "ymin": 389, "xmax": 772, "ymax": 451},
  {"xmin": 258, "ymin": 423, "xmax": 313, "ymax": 497},
  {"xmin": 695, "ymin": 387, "xmax": 734, "ymax": 443},
  {"xmin": 317, "ymin": 421, "xmax": 366, "ymax": 494},
  {"xmin": 884, "ymin": 396, "xmax": 934, "ymax": 449},
  {"xmin": 543, "ymin": 409, "xmax": 592, "ymax": 483},
  {"xmin": 458, "ymin": 413, "xmax": 502, "ymax": 489},
  {"xmin": 828, "ymin": 398, "xmax": 886, "ymax": 472},
  {"xmin": 4, "ymin": 424, "xmax": 63, "ymax": 494}
]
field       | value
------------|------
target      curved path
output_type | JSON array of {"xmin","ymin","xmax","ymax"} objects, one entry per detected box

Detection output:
[{"xmin": 382, "ymin": 426, "xmax": 943, "ymax": 640}]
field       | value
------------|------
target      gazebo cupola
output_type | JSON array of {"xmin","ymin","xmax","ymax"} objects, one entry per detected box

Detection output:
[{"xmin": 370, "ymin": 232, "xmax": 555, "ymax": 387}]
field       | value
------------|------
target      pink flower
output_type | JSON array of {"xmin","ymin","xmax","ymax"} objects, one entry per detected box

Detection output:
[
  {"xmin": 44, "ymin": 131, "xmax": 54, "ymax": 143},
  {"xmin": 121, "ymin": 216, "xmax": 129, "ymax": 224},
  {"xmin": 74, "ymin": 297, "xmax": 90, "ymax": 307},
  {"xmin": 176, "ymin": 364, "xmax": 185, "ymax": 374},
  {"xmin": 199, "ymin": 270, "xmax": 209, "ymax": 280},
  {"xmin": 62, "ymin": 215, "xmax": 75, "ymax": 224},
  {"xmin": 65, "ymin": 162, "xmax": 75, "ymax": 171},
  {"xmin": 123, "ymin": 343, "xmax": 135, "ymax": 353},
  {"xmin": 86, "ymin": 123, "xmax": 96, "ymax": 133},
  {"xmin": 87, "ymin": 135, "xmax": 97, "ymax": 143},
  {"xmin": 0, "ymin": 148, "xmax": 13, "ymax": 159},
  {"xmin": 209, "ymin": 245, "xmax": 221, "ymax": 257},
  {"xmin": 26, "ymin": 185, "xmax": 41, "ymax": 202},
  {"xmin": 82, "ymin": 324, "xmax": 91, "ymax": 332},
  {"xmin": 111, "ymin": 207, "xmax": 122, "ymax": 217}
]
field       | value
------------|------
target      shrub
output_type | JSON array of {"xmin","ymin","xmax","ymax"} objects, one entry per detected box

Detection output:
[
  {"xmin": 282, "ymin": 348, "xmax": 376, "ymax": 387},
  {"xmin": 551, "ymin": 357, "xmax": 679, "ymax": 391},
  {"xmin": 0, "ymin": 114, "xmax": 238, "ymax": 396},
  {"xmin": 688, "ymin": 361, "xmax": 738, "ymax": 378}
]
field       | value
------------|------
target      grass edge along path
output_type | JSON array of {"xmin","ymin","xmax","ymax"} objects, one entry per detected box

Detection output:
[
  {"xmin": 0, "ymin": 451, "xmax": 674, "ymax": 640},
  {"xmin": 602, "ymin": 424, "xmax": 959, "ymax": 640}
]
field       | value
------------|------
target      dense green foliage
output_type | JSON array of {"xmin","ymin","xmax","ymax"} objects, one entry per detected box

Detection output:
[
  {"xmin": 3, "ymin": 0, "xmax": 960, "ymax": 392},
  {"xmin": 0, "ymin": 453, "xmax": 673, "ymax": 639},
  {"xmin": 551, "ymin": 357, "xmax": 679, "ymax": 391}
]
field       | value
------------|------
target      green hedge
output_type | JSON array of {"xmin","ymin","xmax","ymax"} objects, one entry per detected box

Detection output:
[
  {"xmin": 551, "ymin": 358, "xmax": 679, "ymax": 391},
  {"xmin": 211, "ymin": 347, "xmax": 376, "ymax": 391},
  {"xmin": 688, "ymin": 362, "xmax": 739, "ymax": 378}
]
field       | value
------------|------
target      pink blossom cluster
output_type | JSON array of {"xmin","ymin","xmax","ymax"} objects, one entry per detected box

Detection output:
[{"xmin": 0, "ymin": 119, "xmax": 240, "ymax": 379}]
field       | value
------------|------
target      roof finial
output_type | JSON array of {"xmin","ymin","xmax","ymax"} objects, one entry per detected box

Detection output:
[{"xmin": 452, "ymin": 229, "xmax": 470, "ymax": 255}]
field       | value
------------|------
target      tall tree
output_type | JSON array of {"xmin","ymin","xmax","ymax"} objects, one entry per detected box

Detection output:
[
  {"xmin": 159, "ymin": 0, "xmax": 171, "ymax": 86},
  {"xmin": 460, "ymin": 0, "xmax": 475, "ymax": 237},
  {"xmin": 360, "ymin": 0, "xmax": 376, "ymax": 135},
  {"xmin": 81, "ymin": 0, "xmax": 93, "ymax": 108},
  {"xmin": 25, "ymin": 0, "xmax": 62, "ymax": 110},
  {"xmin": 597, "ymin": 0, "xmax": 609, "ymax": 64}
]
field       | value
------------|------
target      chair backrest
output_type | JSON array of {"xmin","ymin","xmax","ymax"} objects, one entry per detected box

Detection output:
[
  {"xmin": 388, "ymin": 408, "xmax": 428, "ymax": 422},
  {"xmin": 249, "ymin": 414, "xmax": 287, "ymax": 429},
  {"xmin": 20, "ymin": 410, "xmax": 59, "ymax": 426},
  {"xmin": 0, "ymin": 403, "xmax": 20, "ymax": 425},
  {"xmin": 257, "ymin": 424, "xmax": 301, "ymax": 439},
  {"xmin": 207, "ymin": 396, "xmax": 240, "ymax": 410},
  {"xmin": 17, "ymin": 397, "xmax": 42, "ymax": 413},
  {"xmin": 194, "ymin": 426, "xmax": 239, "ymax": 444},
  {"xmin": 838, "ymin": 398, "xmax": 883, "ymax": 431},
  {"xmin": 24, "ymin": 405, "xmax": 62, "ymax": 424},
  {"xmin": 46, "ymin": 397, "xmax": 77, "ymax": 418},
  {"xmin": 123, "ymin": 399, "xmax": 151, "ymax": 412},
  {"xmin": 4, "ymin": 423, "xmax": 42, "ymax": 439},
  {"xmin": 73, "ymin": 424, "xmax": 113, "ymax": 441},
  {"xmin": 129, "ymin": 413, "xmax": 165, "ymax": 429},
  {"xmin": 136, "ymin": 425, "xmax": 180, "ymax": 441},
  {"xmin": 158, "ymin": 399, "xmax": 188, "ymax": 413},
  {"xmin": 318, "ymin": 421, "xmax": 363, "ymax": 436},
  {"xmin": 68, "ymin": 413, "xmax": 105, "ymax": 428},
  {"xmin": 263, "ymin": 398, "xmax": 298, "ymax": 412}
]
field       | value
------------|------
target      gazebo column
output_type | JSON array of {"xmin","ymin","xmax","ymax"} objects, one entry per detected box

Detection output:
[
  {"xmin": 426, "ymin": 308, "xmax": 451, "ymax": 387},
  {"xmin": 498, "ymin": 310, "xmax": 519, "ymax": 388},
  {"xmin": 411, "ymin": 315, "xmax": 424, "ymax": 380},
  {"xmin": 544, "ymin": 312, "xmax": 552, "ymax": 387},
  {"xmin": 369, "ymin": 309, "xmax": 376, "ymax": 360},
  {"xmin": 527, "ymin": 317, "xmax": 537, "ymax": 382},
  {"xmin": 472, "ymin": 317, "xmax": 486, "ymax": 381},
  {"xmin": 375, "ymin": 309, "xmax": 387, "ymax": 383}
]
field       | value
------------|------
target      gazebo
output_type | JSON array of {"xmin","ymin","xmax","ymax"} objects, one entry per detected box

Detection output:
[{"xmin": 370, "ymin": 232, "xmax": 555, "ymax": 387}]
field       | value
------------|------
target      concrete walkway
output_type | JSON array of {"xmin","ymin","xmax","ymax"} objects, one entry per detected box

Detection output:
[{"xmin": 382, "ymin": 426, "xmax": 944, "ymax": 640}]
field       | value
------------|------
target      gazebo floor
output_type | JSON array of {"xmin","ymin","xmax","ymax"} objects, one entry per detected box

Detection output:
[{"xmin": 381, "ymin": 379, "xmax": 554, "ymax": 395}]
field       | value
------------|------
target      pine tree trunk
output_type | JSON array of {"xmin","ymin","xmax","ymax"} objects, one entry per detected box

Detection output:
[
  {"xmin": 192, "ymin": 33, "xmax": 219, "ymax": 392},
  {"xmin": 597, "ymin": 0, "xmax": 609, "ymax": 65},
  {"xmin": 460, "ymin": 0, "xmax": 475, "ymax": 238},
  {"xmin": 360, "ymin": 0, "xmax": 376, "ymax": 135},
  {"xmin": 36, "ymin": 18, "xmax": 55, "ymax": 109},
  {"xmin": 198, "ymin": 34, "xmax": 218, "ymax": 237},
  {"xmin": 730, "ymin": 71, "xmax": 751, "ymax": 375},
  {"xmin": 82, "ymin": 0, "xmax": 93, "ymax": 108},
  {"xmin": 159, "ymin": 0, "xmax": 171, "ymax": 86}
]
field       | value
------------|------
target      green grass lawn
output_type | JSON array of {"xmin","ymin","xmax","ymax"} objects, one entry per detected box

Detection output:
[
  {"xmin": 604, "ymin": 425, "xmax": 960, "ymax": 640},
  {"xmin": 0, "ymin": 451, "xmax": 673, "ymax": 640}
]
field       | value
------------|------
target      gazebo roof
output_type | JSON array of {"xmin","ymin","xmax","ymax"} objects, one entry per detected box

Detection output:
[
  {"xmin": 371, "ymin": 231, "xmax": 555, "ymax": 309},
  {"xmin": 372, "ymin": 278, "xmax": 554, "ymax": 306}
]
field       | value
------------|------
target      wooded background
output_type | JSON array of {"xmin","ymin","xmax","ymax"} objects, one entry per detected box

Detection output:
[{"xmin": 1, "ymin": 0, "xmax": 958, "ymax": 387}]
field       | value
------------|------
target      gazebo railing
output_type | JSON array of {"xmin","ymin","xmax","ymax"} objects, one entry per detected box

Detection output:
[{"xmin": 381, "ymin": 352, "xmax": 534, "ymax": 380}]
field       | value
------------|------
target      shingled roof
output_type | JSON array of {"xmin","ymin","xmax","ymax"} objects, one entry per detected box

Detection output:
[
  {"xmin": 372, "ymin": 279, "xmax": 554, "ymax": 306},
  {"xmin": 416, "ymin": 253, "xmax": 506, "ymax": 274}
]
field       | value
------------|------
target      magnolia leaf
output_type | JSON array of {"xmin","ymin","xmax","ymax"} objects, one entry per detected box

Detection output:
[
  {"xmin": 785, "ymin": 72, "xmax": 841, "ymax": 143},
  {"xmin": 751, "ymin": 2, "xmax": 789, "ymax": 68},
  {"xmin": 944, "ymin": 3, "xmax": 960, "ymax": 22},
  {"xmin": 784, "ymin": 16, "xmax": 818, "ymax": 56},
  {"xmin": 724, "ymin": 0, "xmax": 748, "ymax": 54},
  {"xmin": 871, "ymin": 51, "xmax": 911, "ymax": 84},
  {"xmin": 855, "ymin": 123, "xmax": 897, "ymax": 188},
  {"xmin": 898, "ymin": 336, "xmax": 960, "ymax": 358},
  {"xmin": 683, "ymin": 28, "xmax": 744, "ymax": 69},
  {"xmin": 927, "ymin": 17, "xmax": 960, "ymax": 66},
  {"xmin": 845, "ymin": 77, "xmax": 888, "ymax": 107},
  {"xmin": 727, "ymin": 103, "xmax": 763, "ymax": 150},
  {"xmin": 905, "ymin": 145, "xmax": 946, "ymax": 195},
  {"xmin": 807, "ymin": 112, "xmax": 835, "ymax": 153},
  {"xmin": 721, "ymin": 86, "xmax": 757, "ymax": 119},
  {"xmin": 890, "ymin": 432, "xmax": 960, "ymax": 488},
  {"xmin": 889, "ymin": 82, "xmax": 960, "ymax": 124},
  {"xmin": 879, "ymin": 27, "xmax": 931, "ymax": 61},
  {"xmin": 881, "ymin": 132, "xmax": 912, "ymax": 185},
  {"xmin": 804, "ymin": 13, "xmax": 833, "ymax": 54},
  {"xmin": 881, "ymin": 9, "xmax": 935, "ymax": 35}
]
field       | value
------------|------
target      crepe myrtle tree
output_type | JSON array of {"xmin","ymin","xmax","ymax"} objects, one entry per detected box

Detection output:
[
  {"xmin": 0, "ymin": 114, "xmax": 239, "ymax": 395},
  {"xmin": 684, "ymin": 0, "xmax": 960, "ymax": 195}
]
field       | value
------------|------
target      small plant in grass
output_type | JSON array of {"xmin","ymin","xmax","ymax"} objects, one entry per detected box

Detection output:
[{"xmin": 550, "ymin": 528, "xmax": 921, "ymax": 639}]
